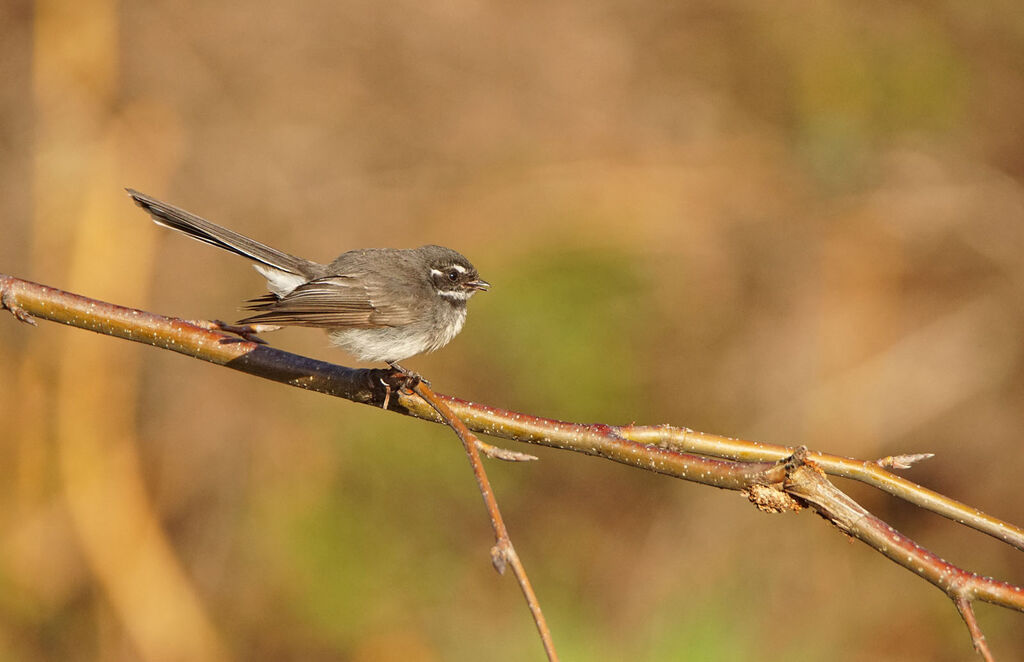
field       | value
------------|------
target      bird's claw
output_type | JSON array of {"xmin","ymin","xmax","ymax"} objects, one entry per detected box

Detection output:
[
  {"xmin": 386, "ymin": 362, "xmax": 430, "ymax": 390},
  {"xmin": 378, "ymin": 363, "xmax": 432, "ymax": 409}
]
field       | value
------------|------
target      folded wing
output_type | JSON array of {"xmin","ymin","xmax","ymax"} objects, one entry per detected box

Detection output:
[{"xmin": 238, "ymin": 275, "xmax": 415, "ymax": 328}]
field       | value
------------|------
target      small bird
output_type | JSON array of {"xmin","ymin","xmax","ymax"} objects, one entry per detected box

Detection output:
[{"xmin": 126, "ymin": 189, "xmax": 489, "ymax": 368}]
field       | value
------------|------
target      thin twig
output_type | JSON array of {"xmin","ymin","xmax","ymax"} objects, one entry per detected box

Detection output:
[
  {"xmin": 955, "ymin": 595, "xmax": 994, "ymax": 662},
  {"xmin": 411, "ymin": 381, "xmax": 559, "ymax": 662}
]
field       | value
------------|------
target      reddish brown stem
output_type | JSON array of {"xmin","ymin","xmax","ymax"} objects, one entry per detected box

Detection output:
[
  {"xmin": 955, "ymin": 596, "xmax": 994, "ymax": 662},
  {"xmin": 412, "ymin": 381, "xmax": 559, "ymax": 662}
]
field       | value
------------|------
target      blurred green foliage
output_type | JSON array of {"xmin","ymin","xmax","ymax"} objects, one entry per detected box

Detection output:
[{"xmin": 485, "ymin": 247, "xmax": 651, "ymax": 422}]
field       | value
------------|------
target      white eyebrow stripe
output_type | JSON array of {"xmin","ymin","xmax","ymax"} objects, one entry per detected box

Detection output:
[
  {"xmin": 451, "ymin": 264, "xmax": 467, "ymax": 273},
  {"xmin": 430, "ymin": 269, "xmax": 444, "ymax": 278}
]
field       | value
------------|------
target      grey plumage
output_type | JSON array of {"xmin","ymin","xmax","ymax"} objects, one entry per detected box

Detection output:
[{"xmin": 126, "ymin": 189, "xmax": 488, "ymax": 363}]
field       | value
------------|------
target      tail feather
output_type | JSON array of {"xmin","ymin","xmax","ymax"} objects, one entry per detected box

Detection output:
[{"xmin": 126, "ymin": 189, "xmax": 319, "ymax": 278}]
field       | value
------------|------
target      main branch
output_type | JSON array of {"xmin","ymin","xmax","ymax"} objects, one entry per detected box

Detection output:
[{"xmin": 4, "ymin": 274, "xmax": 1023, "ymax": 660}]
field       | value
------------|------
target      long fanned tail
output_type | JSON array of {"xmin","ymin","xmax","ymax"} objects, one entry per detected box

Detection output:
[{"xmin": 126, "ymin": 189, "xmax": 319, "ymax": 279}]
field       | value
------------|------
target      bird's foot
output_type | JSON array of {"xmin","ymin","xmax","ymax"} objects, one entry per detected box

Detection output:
[
  {"xmin": 386, "ymin": 362, "xmax": 430, "ymax": 390},
  {"xmin": 378, "ymin": 362, "xmax": 431, "ymax": 410}
]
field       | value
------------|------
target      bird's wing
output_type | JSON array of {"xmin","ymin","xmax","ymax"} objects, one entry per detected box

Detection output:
[{"xmin": 238, "ymin": 275, "xmax": 415, "ymax": 328}]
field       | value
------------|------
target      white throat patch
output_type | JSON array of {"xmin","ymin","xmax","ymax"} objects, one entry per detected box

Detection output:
[{"xmin": 437, "ymin": 289, "xmax": 473, "ymax": 301}]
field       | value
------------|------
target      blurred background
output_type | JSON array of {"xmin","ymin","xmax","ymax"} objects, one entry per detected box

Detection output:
[{"xmin": 2, "ymin": 1, "xmax": 1024, "ymax": 660}]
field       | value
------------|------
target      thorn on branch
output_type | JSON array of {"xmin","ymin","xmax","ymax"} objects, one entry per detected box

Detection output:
[
  {"xmin": 476, "ymin": 440, "xmax": 538, "ymax": 462},
  {"xmin": 875, "ymin": 453, "xmax": 935, "ymax": 470}
]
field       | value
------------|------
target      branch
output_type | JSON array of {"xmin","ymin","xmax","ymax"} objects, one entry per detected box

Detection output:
[
  {"xmin": 4, "ymin": 273, "xmax": 1023, "ymax": 659},
  {"xmin": 413, "ymin": 381, "xmax": 558, "ymax": 661}
]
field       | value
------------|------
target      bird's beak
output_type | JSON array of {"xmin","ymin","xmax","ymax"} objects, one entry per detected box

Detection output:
[{"xmin": 467, "ymin": 279, "xmax": 490, "ymax": 292}]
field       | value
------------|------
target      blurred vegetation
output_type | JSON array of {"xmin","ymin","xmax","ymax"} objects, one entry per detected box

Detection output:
[{"xmin": 2, "ymin": 1, "xmax": 1024, "ymax": 660}]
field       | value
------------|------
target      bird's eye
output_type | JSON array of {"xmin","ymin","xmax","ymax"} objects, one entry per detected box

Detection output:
[{"xmin": 447, "ymin": 269, "xmax": 459, "ymax": 281}]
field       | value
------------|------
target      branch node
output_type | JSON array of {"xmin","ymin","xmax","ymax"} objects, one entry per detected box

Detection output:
[
  {"xmin": 782, "ymin": 445, "xmax": 809, "ymax": 472},
  {"xmin": 744, "ymin": 483, "xmax": 803, "ymax": 514},
  {"xmin": 1, "ymin": 286, "xmax": 37, "ymax": 326},
  {"xmin": 490, "ymin": 539, "xmax": 511, "ymax": 575}
]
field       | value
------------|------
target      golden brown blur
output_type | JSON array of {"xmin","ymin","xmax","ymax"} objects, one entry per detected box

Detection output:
[{"xmin": 2, "ymin": 2, "xmax": 1024, "ymax": 660}]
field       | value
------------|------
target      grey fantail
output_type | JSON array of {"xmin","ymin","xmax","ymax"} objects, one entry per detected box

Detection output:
[{"xmin": 126, "ymin": 189, "xmax": 489, "ymax": 366}]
